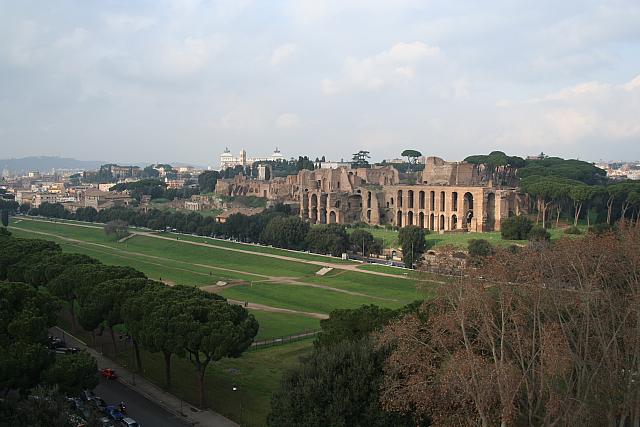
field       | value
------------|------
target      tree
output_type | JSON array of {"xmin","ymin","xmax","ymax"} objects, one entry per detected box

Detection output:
[
  {"xmin": 349, "ymin": 229, "xmax": 377, "ymax": 256},
  {"xmin": 1, "ymin": 209, "xmax": 8, "ymax": 227},
  {"xmin": 305, "ymin": 224, "xmax": 349, "ymax": 256},
  {"xmin": 351, "ymin": 150, "xmax": 371, "ymax": 168},
  {"xmin": 401, "ymin": 149, "xmax": 422, "ymax": 172},
  {"xmin": 379, "ymin": 224, "xmax": 640, "ymax": 426},
  {"xmin": 467, "ymin": 239, "xmax": 494, "ymax": 258},
  {"xmin": 268, "ymin": 338, "xmax": 413, "ymax": 427},
  {"xmin": 315, "ymin": 305, "xmax": 401, "ymax": 348},
  {"xmin": 0, "ymin": 282, "xmax": 58, "ymax": 393},
  {"xmin": 79, "ymin": 278, "xmax": 152, "ymax": 353},
  {"xmin": 261, "ymin": 216, "xmax": 310, "ymax": 250},
  {"xmin": 0, "ymin": 385, "xmax": 77, "ymax": 426},
  {"xmin": 177, "ymin": 296, "xmax": 258, "ymax": 407},
  {"xmin": 500, "ymin": 215, "xmax": 532, "ymax": 240},
  {"xmin": 104, "ymin": 219, "xmax": 129, "ymax": 240},
  {"xmin": 198, "ymin": 170, "xmax": 220, "ymax": 193},
  {"xmin": 398, "ymin": 225, "xmax": 426, "ymax": 268},
  {"xmin": 48, "ymin": 263, "xmax": 143, "ymax": 332},
  {"xmin": 123, "ymin": 284, "xmax": 193, "ymax": 385},
  {"xmin": 43, "ymin": 352, "xmax": 98, "ymax": 396},
  {"xmin": 527, "ymin": 226, "xmax": 550, "ymax": 242}
]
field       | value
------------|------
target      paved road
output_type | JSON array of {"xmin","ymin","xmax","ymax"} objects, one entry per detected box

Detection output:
[
  {"xmin": 51, "ymin": 329, "xmax": 192, "ymax": 427},
  {"xmin": 94, "ymin": 380, "xmax": 190, "ymax": 427}
]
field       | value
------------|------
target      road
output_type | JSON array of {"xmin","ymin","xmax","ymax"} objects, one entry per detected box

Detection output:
[
  {"xmin": 51, "ymin": 329, "xmax": 192, "ymax": 427},
  {"xmin": 94, "ymin": 380, "xmax": 190, "ymax": 427}
]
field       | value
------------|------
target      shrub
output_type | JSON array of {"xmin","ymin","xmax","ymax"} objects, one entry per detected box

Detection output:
[
  {"xmin": 528, "ymin": 226, "xmax": 551, "ymax": 241},
  {"xmin": 104, "ymin": 220, "xmax": 130, "ymax": 240},
  {"xmin": 468, "ymin": 239, "xmax": 494, "ymax": 258},
  {"xmin": 588, "ymin": 223, "xmax": 615, "ymax": 235},
  {"xmin": 564, "ymin": 226, "xmax": 582, "ymax": 235},
  {"xmin": 501, "ymin": 215, "xmax": 533, "ymax": 240}
]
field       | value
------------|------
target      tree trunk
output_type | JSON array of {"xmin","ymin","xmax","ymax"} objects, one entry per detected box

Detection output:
[
  {"xmin": 198, "ymin": 368, "xmax": 206, "ymax": 408},
  {"xmin": 587, "ymin": 207, "xmax": 591, "ymax": 227},
  {"xmin": 556, "ymin": 205, "xmax": 561, "ymax": 228},
  {"xmin": 607, "ymin": 197, "xmax": 614, "ymax": 224},
  {"xmin": 133, "ymin": 339, "xmax": 143, "ymax": 373},
  {"xmin": 574, "ymin": 203, "xmax": 582, "ymax": 227},
  {"xmin": 163, "ymin": 351, "xmax": 172, "ymax": 388},
  {"xmin": 109, "ymin": 327, "xmax": 117, "ymax": 356}
]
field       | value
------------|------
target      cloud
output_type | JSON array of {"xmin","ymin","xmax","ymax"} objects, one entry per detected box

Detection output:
[
  {"xmin": 103, "ymin": 14, "xmax": 156, "ymax": 32},
  {"xmin": 322, "ymin": 41, "xmax": 441, "ymax": 94},
  {"xmin": 494, "ymin": 74, "xmax": 640, "ymax": 148},
  {"xmin": 275, "ymin": 113, "xmax": 301, "ymax": 129},
  {"xmin": 269, "ymin": 43, "xmax": 298, "ymax": 66}
]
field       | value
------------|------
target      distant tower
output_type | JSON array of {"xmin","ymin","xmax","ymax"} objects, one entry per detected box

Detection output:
[
  {"xmin": 257, "ymin": 164, "xmax": 273, "ymax": 181},
  {"xmin": 240, "ymin": 149, "xmax": 247, "ymax": 166}
]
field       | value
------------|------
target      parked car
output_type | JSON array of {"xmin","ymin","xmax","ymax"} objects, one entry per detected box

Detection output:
[
  {"xmin": 105, "ymin": 405, "xmax": 124, "ymax": 421},
  {"xmin": 100, "ymin": 368, "xmax": 117, "ymax": 380},
  {"xmin": 119, "ymin": 418, "xmax": 140, "ymax": 427},
  {"xmin": 55, "ymin": 346, "xmax": 80, "ymax": 354}
]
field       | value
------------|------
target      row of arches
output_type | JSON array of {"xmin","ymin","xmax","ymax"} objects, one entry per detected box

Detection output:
[
  {"xmin": 393, "ymin": 190, "xmax": 473, "ymax": 213},
  {"xmin": 396, "ymin": 211, "xmax": 461, "ymax": 231}
]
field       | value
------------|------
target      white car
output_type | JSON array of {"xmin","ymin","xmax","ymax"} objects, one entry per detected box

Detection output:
[{"xmin": 119, "ymin": 418, "xmax": 140, "ymax": 427}]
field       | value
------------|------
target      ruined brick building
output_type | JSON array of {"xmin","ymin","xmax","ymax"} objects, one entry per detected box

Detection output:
[{"xmin": 216, "ymin": 156, "xmax": 526, "ymax": 232}]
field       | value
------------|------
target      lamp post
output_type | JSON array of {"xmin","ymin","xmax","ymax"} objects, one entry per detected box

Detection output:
[{"xmin": 233, "ymin": 386, "xmax": 243, "ymax": 424}]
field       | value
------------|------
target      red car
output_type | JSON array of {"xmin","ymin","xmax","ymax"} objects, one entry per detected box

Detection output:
[{"xmin": 100, "ymin": 368, "xmax": 117, "ymax": 380}]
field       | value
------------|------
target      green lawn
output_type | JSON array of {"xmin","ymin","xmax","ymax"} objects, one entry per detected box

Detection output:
[
  {"xmin": 220, "ymin": 282, "xmax": 406, "ymax": 314},
  {"xmin": 250, "ymin": 311, "xmax": 320, "ymax": 340},
  {"xmin": 114, "ymin": 339, "xmax": 311, "ymax": 427}
]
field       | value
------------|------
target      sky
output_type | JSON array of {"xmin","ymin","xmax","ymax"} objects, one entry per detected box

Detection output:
[{"xmin": 1, "ymin": 0, "xmax": 640, "ymax": 166}]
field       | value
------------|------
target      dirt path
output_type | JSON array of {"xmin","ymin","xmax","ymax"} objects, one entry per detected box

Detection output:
[
  {"xmin": 19, "ymin": 217, "xmax": 416, "ymax": 280},
  {"xmin": 226, "ymin": 300, "xmax": 328, "ymax": 319}
]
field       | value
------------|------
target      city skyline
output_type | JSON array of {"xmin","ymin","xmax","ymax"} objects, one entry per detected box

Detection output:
[{"xmin": 2, "ymin": 1, "xmax": 640, "ymax": 163}]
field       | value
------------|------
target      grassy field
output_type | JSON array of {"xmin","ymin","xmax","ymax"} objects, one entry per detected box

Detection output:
[
  {"xmin": 250, "ymin": 311, "xmax": 320, "ymax": 340},
  {"xmin": 10, "ymin": 216, "xmax": 434, "ymax": 426},
  {"xmin": 9, "ymin": 216, "xmax": 429, "ymax": 320}
]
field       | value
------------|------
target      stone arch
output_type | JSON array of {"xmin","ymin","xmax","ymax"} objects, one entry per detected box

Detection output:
[
  {"xmin": 335, "ymin": 200, "xmax": 341, "ymax": 208},
  {"xmin": 430, "ymin": 191, "xmax": 435, "ymax": 210},
  {"xmin": 407, "ymin": 190, "xmax": 414, "ymax": 208},
  {"xmin": 367, "ymin": 191, "xmax": 372, "ymax": 209},
  {"xmin": 419, "ymin": 191, "xmax": 425, "ymax": 209},
  {"xmin": 440, "ymin": 191, "xmax": 445, "ymax": 211},
  {"xmin": 407, "ymin": 211, "xmax": 414, "ymax": 226},
  {"xmin": 463, "ymin": 192, "xmax": 474, "ymax": 228},
  {"xmin": 390, "ymin": 197, "xmax": 394, "ymax": 205},
  {"xmin": 452, "ymin": 192, "xmax": 458, "ymax": 211},
  {"xmin": 440, "ymin": 214, "xmax": 445, "ymax": 230},
  {"xmin": 486, "ymin": 193, "xmax": 496, "ymax": 231},
  {"xmin": 451, "ymin": 214, "xmax": 458, "ymax": 230},
  {"xmin": 419, "ymin": 211, "xmax": 425, "ymax": 228},
  {"xmin": 367, "ymin": 209, "xmax": 371, "ymax": 221},
  {"xmin": 430, "ymin": 213, "xmax": 435, "ymax": 230},
  {"xmin": 397, "ymin": 210, "xmax": 403, "ymax": 227},
  {"xmin": 310, "ymin": 193, "xmax": 318, "ymax": 223},
  {"xmin": 320, "ymin": 194, "xmax": 328, "ymax": 224},
  {"xmin": 398, "ymin": 190, "xmax": 403, "ymax": 208},
  {"xmin": 329, "ymin": 211, "xmax": 337, "ymax": 224},
  {"xmin": 302, "ymin": 193, "xmax": 309, "ymax": 217}
]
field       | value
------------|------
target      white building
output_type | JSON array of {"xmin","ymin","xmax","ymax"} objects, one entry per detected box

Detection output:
[{"xmin": 219, "ymin": 148, "xmax": 285, "ymax": 170}]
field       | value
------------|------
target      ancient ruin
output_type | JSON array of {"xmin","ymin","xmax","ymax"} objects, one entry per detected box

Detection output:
[{"xmin": 215, "ymin": 156, "xmax": 527, "ymax": 232}]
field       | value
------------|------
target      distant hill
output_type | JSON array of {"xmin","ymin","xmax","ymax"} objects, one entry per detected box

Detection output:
[{"xmin": 0, "ymin": 156, "xmax": 105, "ymax": 174}]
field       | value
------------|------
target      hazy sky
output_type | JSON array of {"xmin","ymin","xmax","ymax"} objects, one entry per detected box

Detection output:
[{"xmin": 1, "ymin": 0, "xmax": 640, "ymax": 165}]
